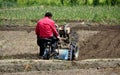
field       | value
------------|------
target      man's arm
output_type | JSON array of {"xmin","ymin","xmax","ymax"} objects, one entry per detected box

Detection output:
[
  {"xmin": 35, "ymin": 23, "xmax": 39, "ymax": 36},
  {"xmin": 50, "ymin": 22, "xmax": 59, "ymax": 37}
]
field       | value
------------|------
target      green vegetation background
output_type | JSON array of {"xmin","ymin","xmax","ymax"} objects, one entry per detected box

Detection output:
[
  {"xmin": 0, "ymin": 0, "xmax": 120, "ymax": 8},
  {"xmin": 0, "ymin": 0, "xmax": 120, "ymax": 26}
]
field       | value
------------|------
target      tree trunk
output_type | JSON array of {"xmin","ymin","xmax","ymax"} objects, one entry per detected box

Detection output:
[
  {"xmin": 70, "ymin": 0, "xmax": 78, "ymax": 6},
  {"xmin": 60, "ymin": 0, "xmax": 64, "ymax": 5},
  {"xmin": 111, "ymin": 0, "xmax": 117, "ymax": 6},
  {"xmin": 93, "ymin": 0, "xmax": 99, "ymax": 6},
  {"xmin": 70, "ymin": 0, "xmax": 74, "ymax": 5},
  {"xmin": 84, "ymin": 0, "xmax": 87, "ymax": 5}
]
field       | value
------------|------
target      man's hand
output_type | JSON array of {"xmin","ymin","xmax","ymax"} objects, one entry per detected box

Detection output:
[{"xmin": 57, "ymin": 36, "xmax": 62, "ymax": 42}]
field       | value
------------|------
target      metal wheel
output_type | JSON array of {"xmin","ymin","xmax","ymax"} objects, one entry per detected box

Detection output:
[{"xmin": 74, "ymin": 44, "xmax": 79, "ymax": 60}]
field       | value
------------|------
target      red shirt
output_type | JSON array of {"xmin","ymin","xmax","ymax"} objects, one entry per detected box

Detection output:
[{"xmin": 35, "ymin": 17, "xmax": 58, "ymax": 38}]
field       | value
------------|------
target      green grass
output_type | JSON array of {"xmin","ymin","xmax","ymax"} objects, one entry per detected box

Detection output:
[{"xmin": 0, "ymin": 6, "xmax": 120, "ymax": 26}]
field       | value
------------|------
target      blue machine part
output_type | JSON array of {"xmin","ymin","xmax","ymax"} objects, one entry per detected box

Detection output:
[{"xmin": 57, "ymin": 49, "xmax": 69, "ymax": 60}]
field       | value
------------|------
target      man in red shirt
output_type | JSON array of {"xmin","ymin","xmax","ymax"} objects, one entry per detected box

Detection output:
[{"xmin": 35, "ymin": 12, "xmax": 60, "ymax": 58}]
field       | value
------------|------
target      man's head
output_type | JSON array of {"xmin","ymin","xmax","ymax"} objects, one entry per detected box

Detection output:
[{"xmin": 45, "ymin": 12, "xmax": 52, "ymax": 18}]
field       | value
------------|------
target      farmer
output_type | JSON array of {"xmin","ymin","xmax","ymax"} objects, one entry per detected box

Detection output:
[{"xmin": 35, "ymin": 12, "xmax": 60, "ymax": 58}]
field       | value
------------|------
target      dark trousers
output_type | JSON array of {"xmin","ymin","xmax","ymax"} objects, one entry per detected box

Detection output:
[{"xmin": 37, "ymin": 36, "xmax": 58, "ymax": 56}]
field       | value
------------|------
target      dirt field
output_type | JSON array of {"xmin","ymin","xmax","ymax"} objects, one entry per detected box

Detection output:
[
  {"xmin": 1, "ymin": 68, "xmax": 120, "ymax": 75},
  {"xmin": 0, "ymin": 22, "xmax": 120, "ymax": 75}
]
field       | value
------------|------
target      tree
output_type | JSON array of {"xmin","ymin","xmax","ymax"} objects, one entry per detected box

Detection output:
[
  {"xmin": 84, "ymin": 0, "xmax": 88, "ymax": 5},
  {"xmin": 60, "ymin": 0, "xmax": 64, "ymax": 5},
  {"xmin": 70, "ymin": 0, "xmax": 78, "ymax": 6},
  {"xmin": 105, "ymin": 0, "xmax": 118, "ymax": 6},
  {"xmin": 93, "ymin": 0, "xmax": 99, "ymax": 6},
  {"xmin": 111, "ymin": 0, "xmax": 118, "ymax": 6}
]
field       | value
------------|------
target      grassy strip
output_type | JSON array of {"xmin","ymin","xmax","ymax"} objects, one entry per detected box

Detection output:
[{"xmin": 0, "ymin": 6, "xmax": 120, "ymax": 26}]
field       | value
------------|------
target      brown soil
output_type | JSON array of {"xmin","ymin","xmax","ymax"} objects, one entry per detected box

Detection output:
[
  {"xmin": 0, "ymin": 23, "xmax": 120, "ymax": 74},
  {"xmin": 78, "ymin": 30, "xmax": 120, "ymax": 60},
  {"xmin": 0, "ymin": 23, "xmax": 120, "ymax": 60},
  {"xmin": 1, "ymin": 68, "xmax": 120, "ymax": 75},
  {"xmin": 0, "ymin": 59, "xmax": 120, "ymax": 75},
  {"xmin": 71, "ymin": 23, "xmax": 120, "ymax": 60}
]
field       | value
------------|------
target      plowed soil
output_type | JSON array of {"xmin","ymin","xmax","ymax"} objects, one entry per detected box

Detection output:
[
  {"xmin": 0, "ymin": 23, "xmax": 120, "ymax": 60},
  {"xmin": 0, "ymin": 23, "xmax": 120, "ymax": 75},
  {"xmin": 78, "ymin": 31, "xmax": 120, "ymax": 60}
]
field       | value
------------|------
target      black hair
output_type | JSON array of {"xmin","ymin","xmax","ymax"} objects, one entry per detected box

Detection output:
[{"xmin": 45, "ymin": 12, "xmax": 52, "ymax": 17}]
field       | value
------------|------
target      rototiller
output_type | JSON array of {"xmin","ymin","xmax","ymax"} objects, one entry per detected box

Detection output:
[{"xmin": 42, "ymin": 24, "xmax": 79, "ymax": 60}]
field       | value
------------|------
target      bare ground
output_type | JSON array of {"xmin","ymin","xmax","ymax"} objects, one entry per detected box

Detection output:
[
  {"xmin": 0, "ymin": 59, "xmax": 120, "ymax": 75},
  {"xmin": 1, "ymin": 68, "xmax": 120, "ymax": 75},
  {"xmin": 0, "ymin": 22, "xmax": 120, "ymax": 74}
]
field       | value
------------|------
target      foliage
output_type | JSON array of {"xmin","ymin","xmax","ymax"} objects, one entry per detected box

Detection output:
[
  {"xmin": 0, "ymin": 0, "xmax": 120, "ymax": 8},
  {"xmin": 0, "ymin": 6, "xmax": 120, "ymax": 25}
]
